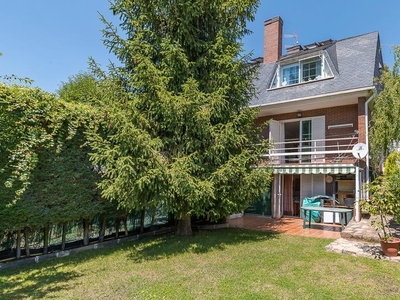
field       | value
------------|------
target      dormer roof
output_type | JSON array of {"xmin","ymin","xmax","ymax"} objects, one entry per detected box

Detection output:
[{"xmin": 250, "ymin": 31, "xmax": 383, "ymax": 108}]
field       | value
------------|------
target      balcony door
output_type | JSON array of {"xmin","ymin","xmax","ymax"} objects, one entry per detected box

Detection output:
[
  {"xmin": 284, "ymin": 119, "xmax": 312, "ymax": 163},
  {"xmin": 269, "ymin": 116, "xmax": 325, "ymax": 164},
  {"xmin": 283, "ymin": 174, "xmax": 301, "ymax": 216}
]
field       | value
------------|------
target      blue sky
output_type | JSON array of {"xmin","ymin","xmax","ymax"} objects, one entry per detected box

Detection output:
[{"xmin": 1, "ymin": 0, "xmax": 399, "ymax": 94}]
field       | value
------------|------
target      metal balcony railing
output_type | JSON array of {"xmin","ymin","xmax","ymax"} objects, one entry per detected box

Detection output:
[{"xmin": 265, "ymin": 135, "xmax": 359, "ymax": 164}]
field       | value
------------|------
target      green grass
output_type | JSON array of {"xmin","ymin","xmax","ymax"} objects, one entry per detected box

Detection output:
[{"xmin": 1, "ymin": 228, "xmax": 399, "ymax": 299}]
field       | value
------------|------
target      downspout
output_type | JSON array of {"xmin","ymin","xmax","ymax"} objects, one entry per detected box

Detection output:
[
  {"xmin": 357, "ymin": 90, "xmax": 376, "ymax": 221},
  {"xmin": 364, "ymin": 90, "xmax": 377, "ymax": 186},
  {"xmin": 355, "ymin": 166, "xmax": 360, "ymax": 221}
]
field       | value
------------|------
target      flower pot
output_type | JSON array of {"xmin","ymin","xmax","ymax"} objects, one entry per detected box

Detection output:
[{"xmin": 380, "ymin": 237, "xmax": 400, "ymax": 257}]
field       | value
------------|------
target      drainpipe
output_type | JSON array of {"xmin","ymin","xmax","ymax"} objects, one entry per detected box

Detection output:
[
  {"xmin": 364, "ymin": 90, "xmax": 376, "ymax": 186},
  {"xmin": 358, "ymin": 90, "xmax": 376, "ymax": 221},
  {"xmin": 355, "ymin": 166, "xmax": 360, "ymax": 221}
]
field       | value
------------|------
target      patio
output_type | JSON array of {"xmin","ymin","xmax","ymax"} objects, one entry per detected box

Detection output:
[
  {"xmin": 228, "ymin": 214, "xmax": 400, "ymax": 260},
  {"xmin": 228, "ymin": 215, "xmax": 342, "ymax": 239}
]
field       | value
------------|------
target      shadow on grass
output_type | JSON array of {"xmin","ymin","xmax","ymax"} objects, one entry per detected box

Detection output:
[
  {"xmin": 0, "ymin": 228, "xmax": 280, "ymax": 299},
  {"xmin": 0, "ymin": 264, "xmax": 81, "ymax": 300},
  {"xmin": 127, "ymin": 228, "xmax": 280, "ymax": 263}
]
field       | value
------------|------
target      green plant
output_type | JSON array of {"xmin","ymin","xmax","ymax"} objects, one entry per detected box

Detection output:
[{"xmin": 361, "ymin": 175, "xmax": 400, "ymax": 241}]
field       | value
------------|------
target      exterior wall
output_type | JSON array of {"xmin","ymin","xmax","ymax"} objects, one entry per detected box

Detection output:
[
  {"xmin": 263, "ymin": 16, "xmax": 283, "ymax": 64},
  {"xmin": 249, "ymin": 15, "xmax": 379, "ymax": 219},
  {"xmin": 256, "ymin": 104, "xmax": 358, "ymax": 129},
  {"xmin": 357, "ymin": 97, "xmax": 366, "ymax": 144},
  {"xmin": 254, "ymin": 104, "xmax": 361, "ymax": 218}
]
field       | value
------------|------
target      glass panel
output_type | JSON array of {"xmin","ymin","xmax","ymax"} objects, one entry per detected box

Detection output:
[
  {"xmin": 284, "ymin": 121, "xmax": 300, "ymax": 163},
  {"xmin": 301, "ymin": 120, "xmax": 312, "ymax": 162},
  {"xmin": 270, "ymin": 72, "xmax": 278, "ymax": 88},
  {"xmin": 323, "ymin": 57, "xmax": 333, "ymax": 77},
  {"xmin": 282, "ymin": 64, "xmax": 299, "ymax": 85},
  {"xmin": 302, "ymin": 58, "xmax": 321, "ymax": 82}
]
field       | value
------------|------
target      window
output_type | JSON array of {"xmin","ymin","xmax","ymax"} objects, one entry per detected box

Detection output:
[
  {"xmin": 282, "ymin": 65, "xmax": 299, "ymax": 85},
  {"xmin": 270, "ymin": 55, "xmax": 333, "ymax": 89},
  {"xmin": 302, "ymin": 58, "xmax": 321, "ymax": 82}
]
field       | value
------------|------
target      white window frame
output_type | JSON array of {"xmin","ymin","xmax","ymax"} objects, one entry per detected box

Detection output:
[
  {"xmin": 301, "ymin": 57, "xmax": 322, "ymax": 82},
  {"xmin": 269, "ymin": 54, "xmax": 333, "ymax": 89},
  {"xmin": 282, "ymin": 64, "xmax": 299, "ymax": 86}
]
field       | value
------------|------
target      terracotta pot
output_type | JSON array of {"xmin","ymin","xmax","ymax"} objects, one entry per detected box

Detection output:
[{"xmin": 380, "ymin": 237, "xmax": 400, "ymax": 257}]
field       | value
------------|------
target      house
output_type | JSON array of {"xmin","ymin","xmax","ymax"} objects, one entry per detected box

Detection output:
[{"xmin": 248, "ymin": 16, "xmax": 383, "ymax": 222}]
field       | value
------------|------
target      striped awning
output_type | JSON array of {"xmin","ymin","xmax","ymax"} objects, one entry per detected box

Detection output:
[{"xmin": 272, "ymin": 164, "xmax": 356, "ymax": 175}]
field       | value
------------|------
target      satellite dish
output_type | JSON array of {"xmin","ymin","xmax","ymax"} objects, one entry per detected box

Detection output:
[{"xmin": 352, "ymin": 143, "xmax": 368, "ymax": 159}]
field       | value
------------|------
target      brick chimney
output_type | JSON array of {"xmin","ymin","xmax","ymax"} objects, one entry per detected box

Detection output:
[{"xmin": 263, "ymin": 16, "xmax": 283, "ymax": 63}]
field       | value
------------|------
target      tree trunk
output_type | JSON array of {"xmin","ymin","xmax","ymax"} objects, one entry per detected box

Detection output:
[
  {"xmin": 150, "ymin": 207, "xmax": 156, "ymax": 226},
  {"xmin": 83, "ymin": 219, "xmax": 90, "ymax": 246},
  {"xmin": 115, "ymin": 218, "xmax": 120, "ymax": 239},
  {"xmin": 99, "ymin": 215, "xmax": 106, "ymax": 242},
  {"xmin": 16, "ymin": 228, "xmax": 21, "ymax": 259},
  {"xmin": 24, "ymin": 227, "xmax": 30, "ymax": 257},
  {"xmin": 176, "ymin": 214, "xmax": 192, "ymax": 236},
  {"xmin": 140, "ymin": 209, "xmax": 146, "ymax": 234},
  {"xmin": 61, "ymin": 222, "xmax": 67, "ymax": 251},
  {"xmin": 43, "ymin": 225, "xmax": 49, "ymax": 254},
  {"xmin": 122, "ymin": 216, "xmax": 128, "ymax": 236},
  {"xmin": 168, "ymin": 212, "xmax": 175, "ymax": 226}
]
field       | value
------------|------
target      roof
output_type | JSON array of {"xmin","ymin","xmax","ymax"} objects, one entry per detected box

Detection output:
[{"xmin": 250, "ymin": 31, "xmax": 382, "ymax": 107}]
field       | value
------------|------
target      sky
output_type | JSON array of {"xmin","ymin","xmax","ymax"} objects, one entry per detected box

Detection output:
[{"xmin": 1, "ymin": 0, "xmax": 399, "ymax": 94}]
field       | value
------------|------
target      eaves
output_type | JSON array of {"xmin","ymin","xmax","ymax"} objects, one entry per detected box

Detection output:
[{"xmin": 251, "ymin": 86, "xmax": 376, "ymax": 117}]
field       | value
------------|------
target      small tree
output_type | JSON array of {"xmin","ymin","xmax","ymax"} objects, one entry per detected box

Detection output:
[
  {"xmin": 362, "ymin": 152, "xmax": 400, "ymax": 241},
  {"xmin": 362, "ymin": 177, "xmax": 396, "ymax": 240},
  {"xmin": 370, "ymin": 45, "xmax": 400, "ymax": 166}
]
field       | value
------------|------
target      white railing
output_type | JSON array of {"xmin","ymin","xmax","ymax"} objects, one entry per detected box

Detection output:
[{"xmin": 266, "ymin": 136, "xmax": 358, "ymax": 164}]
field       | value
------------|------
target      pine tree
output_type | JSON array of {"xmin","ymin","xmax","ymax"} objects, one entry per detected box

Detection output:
[{"xmin": 88, "ymin": 0, "xmax": 272, "ymax": 235}]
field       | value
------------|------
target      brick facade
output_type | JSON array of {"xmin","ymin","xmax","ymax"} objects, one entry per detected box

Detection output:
[
  {"xmin": 357, "ymin": 97, "xmax": 366, "ymax": 144},
  {"xmin": 256, "ymin": 104, "xmax": 358, "ymax": 136},
  {"xmin": 263, "ymin": 16, "xmax": 283, "ymax": 64}
]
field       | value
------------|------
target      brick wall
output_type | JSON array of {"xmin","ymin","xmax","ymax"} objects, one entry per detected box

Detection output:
[
  {"xmin": 357, "ymin": 97, "xmax": 366, "ymax": 144},
  {"xmin": 256, "ymin": 104, "xmax": 358, "ymax": 137},
  {"xmin": 263, "ymin": 16, "xmax": 283, "ymax": 64}
]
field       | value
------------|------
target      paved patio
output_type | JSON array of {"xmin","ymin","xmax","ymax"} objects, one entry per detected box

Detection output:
[
  {"xmin": 228, "ymin": 215, "xmax": 342, "ymax": 239},
  {"xmin": 228, "ymin": 214, "xmax": 400, "ymax": 261}
]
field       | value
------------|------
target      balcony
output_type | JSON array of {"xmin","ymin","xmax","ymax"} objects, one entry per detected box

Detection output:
[{"xmin": 266, "ymin": 135, "xmax": 359, "ymax": 165}]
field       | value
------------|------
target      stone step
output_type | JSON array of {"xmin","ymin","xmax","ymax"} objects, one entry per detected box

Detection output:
[{"xmin": 325, "ymin": 238, "xmax": 400, "ymax": 261}]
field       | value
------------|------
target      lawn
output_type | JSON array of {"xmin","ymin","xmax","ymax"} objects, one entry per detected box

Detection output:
[{"xmin": 1, "ymin": 228, "xmax": 399, "ymax": 299}]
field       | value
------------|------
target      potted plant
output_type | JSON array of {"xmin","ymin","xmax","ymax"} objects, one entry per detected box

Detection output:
[{"xmin": 362, "ymin": 175, "xmax": 400, "ymax": 257}]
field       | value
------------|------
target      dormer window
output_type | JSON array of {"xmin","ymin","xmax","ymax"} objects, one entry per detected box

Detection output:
[{"xmin": 270, "ymin": 55, "xmax": 333, "ymax": 89}]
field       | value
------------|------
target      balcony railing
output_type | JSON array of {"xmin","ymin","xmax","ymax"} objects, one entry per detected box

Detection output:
[{"xmin": 266, "ymin": 135, "xmax": 359, "ymax": 164}]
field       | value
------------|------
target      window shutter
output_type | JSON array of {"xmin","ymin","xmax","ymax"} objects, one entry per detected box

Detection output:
[{"xmin": 269, "ymin": 119, "xmax": 282, "ymax": 164}]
